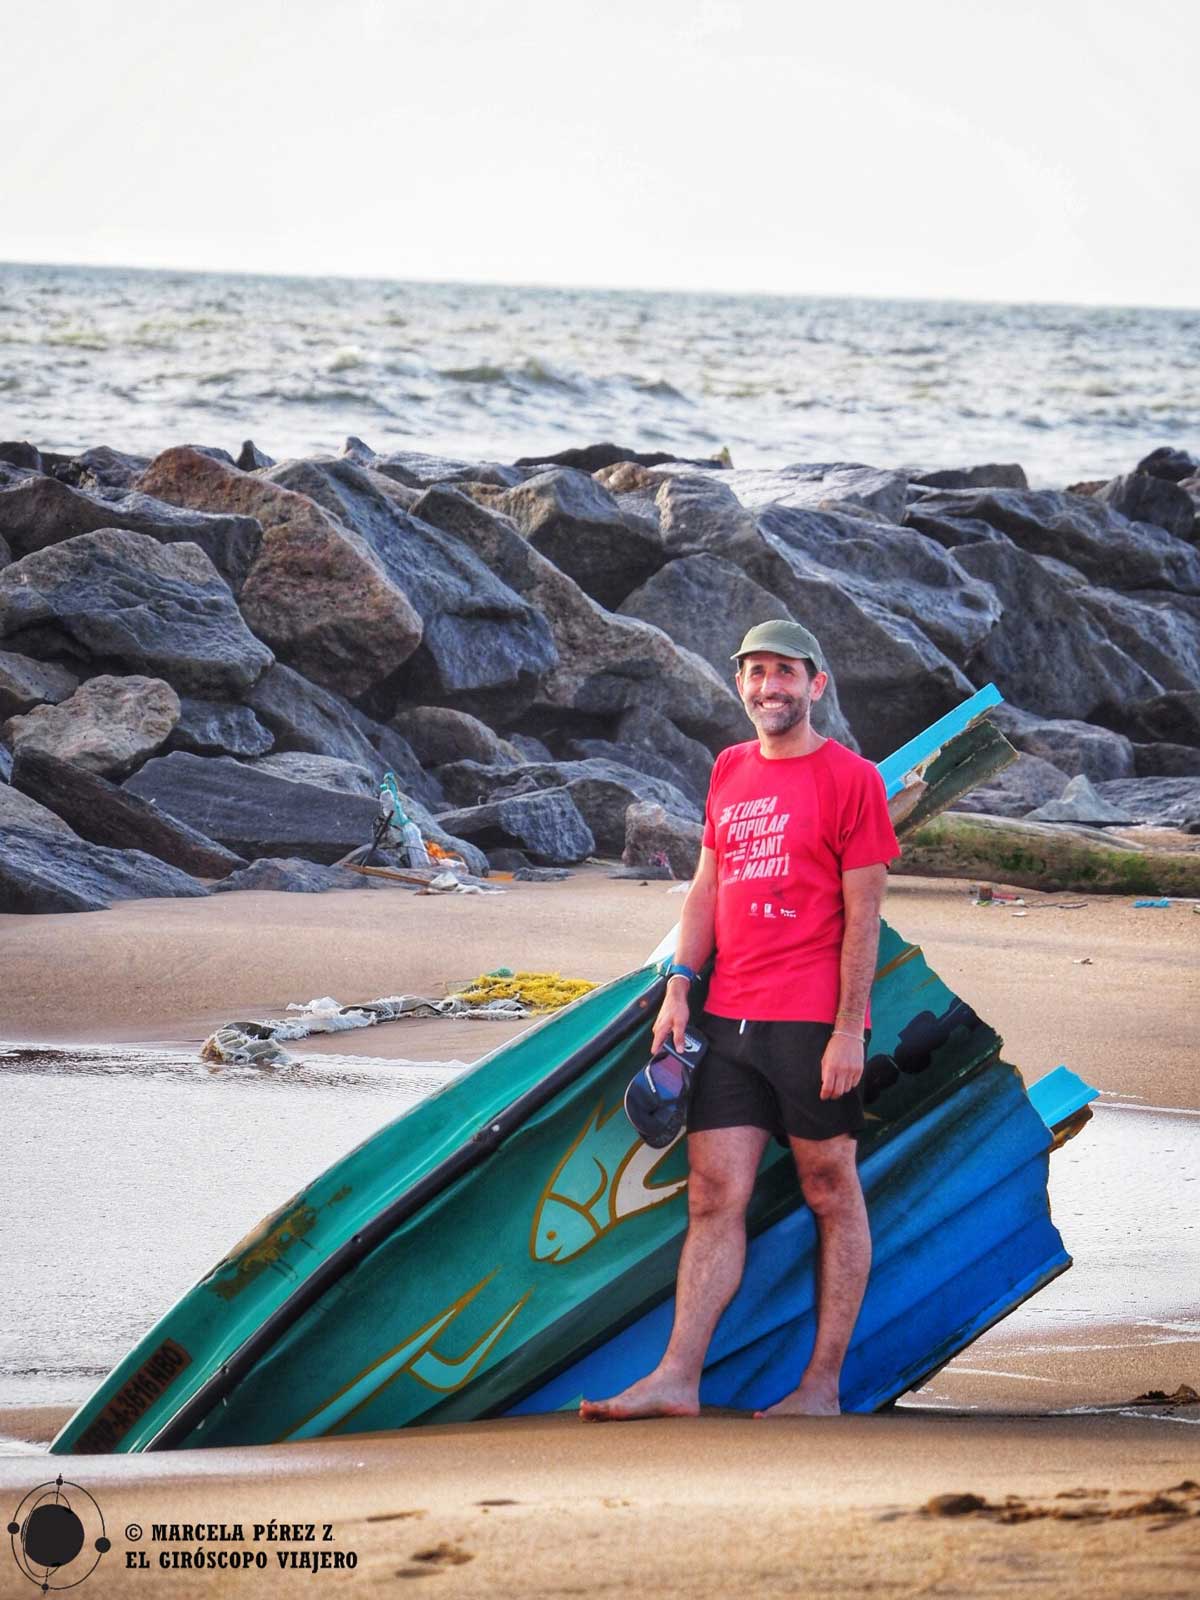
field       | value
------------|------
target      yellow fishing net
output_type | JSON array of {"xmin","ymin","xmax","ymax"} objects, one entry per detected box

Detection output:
[{"xmin": 450, "ymin": 970, "xmax": 597, "ymax": 1012}]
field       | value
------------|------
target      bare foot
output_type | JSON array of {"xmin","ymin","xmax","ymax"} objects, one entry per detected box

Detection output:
[
  {"xmin": 579, "ymin": 1372, "xmax": 699, "ymax": 1422},
  {"xmin": 753, "ymin": 1383, "xmax": 841, "ymax": 1418}
]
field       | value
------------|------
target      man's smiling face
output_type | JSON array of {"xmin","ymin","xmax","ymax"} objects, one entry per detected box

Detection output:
[{"xmin": 735, "ymin": 651, "xmax": 827, "ymax": 737}]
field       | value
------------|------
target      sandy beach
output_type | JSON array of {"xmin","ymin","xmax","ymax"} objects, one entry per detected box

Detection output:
[{"xmin": 1, "ymin": 868, "xmax": 1197, "ymax": 1597}]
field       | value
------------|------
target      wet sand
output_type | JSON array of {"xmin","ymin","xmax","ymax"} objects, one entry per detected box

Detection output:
[{"xmin": 1, "ymin": 870, "xmax": 1197, "ymax": 1596}]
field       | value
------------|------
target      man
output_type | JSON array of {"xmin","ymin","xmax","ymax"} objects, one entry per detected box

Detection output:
[{"xmin": 580, "ymin": 619, "xmax": 899, "ymax": 1421}]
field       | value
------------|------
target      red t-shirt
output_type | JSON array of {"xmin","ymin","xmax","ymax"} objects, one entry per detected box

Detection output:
[{"xmin": 701, "ymin": 738, "xmax": 900, "ymax": 1024}]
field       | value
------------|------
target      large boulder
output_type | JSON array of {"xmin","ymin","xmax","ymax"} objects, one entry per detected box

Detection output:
[
  {"xmin": 500, "ymin": 468, "xmax": 665, "ymax": 610},
  {"xmin": 211, "ymin": 857, "xmax": 372, "ymax": 895},
  {"xmin": 10, "ymin": 747, "xmax": 245, "ymax": 877},
  {"xmin": 361, "ymin": 446, "xmax": 523, "ymax": 491},
  {"xmin": 0, "ymin": 812, "xmax": 208, "ymax": 915},
  {"xmin": 137, "ymin": 447, "xmax": 423, "ymax": 696},
  {"xmin": 52, "ymin": 445, "xmax": 153, "ymax": 490},
  {"xmin": 393, "ymin": 706, "xmax": 522, "ymax": 769},
  {"xmin": 0, "ymin": 530, "xmax": 273, "ymax": 696},
  {"xmin": 0, "ymin": 781, "xmax": 76, "ymax": 834},
  {"xmin": 435, "ymin": 755, "xmax": 700, "ymax": 856},
  {"xmin": 0, "ymin": 473, "xmax": 262, "ymax": 591},
  {"xmin": 613, "ymin": 707, "xmax": 715, "ymax": 804},
  {"xmin": 250, "ymin": 752, "xmax": 376, "ymax": 797},
  {"xmin": 0, "ymin": 650, "xmax": 79, "ymax": 720},
  {"xmin": 436, "ymin": 790, "xmax": 595, "ymax": 865},
  {"xmin": 989, "ymin": 705, "xmax": 1136, "ymax": 782},
  {"xmin": 951, "ymin": 752, "xmax": 1070, "ymax": 818},
  {"xmin": 1093, "ymin": 473, "xmax": 1196, "ymax": 540},
  {"xmin": 1074, "ymin": 587, "xmax": 1200, "ymax": 700},
  {"xmin": 902, "ymin": 487, "xmax": 1200, "ymax": 594},
  {"xmin": 124, "ymin": 752, "xmax": 484, "ymax": 872},
  {"xmin": 1132, "ymin": 742, "xmax": 1200, "ymax": 777},
  {"xmin": 1094, "ymin": 777, "xmax": 1200, "ymax": 830},
  {"xmin": 617, "ymin": 553, "xmax": 857, "ymax": 748},
  {"xmin": 0, "ymin": 742, "xmax": 10, "ymax": 783},
  {"xmin": 622, "ymin": 800, "xmax": 702, "ymax": 878},
  {"xmin": 1090, "ymin": 690, "xmax": 1200, "ymax": 750},
  {"xmin": 952, "ymin": 540, "xmax": 1163, "ymax": 724},
  {"xmin": 411, "ymin": 486, "xmax": 746, "ymax": 753},
  {"xmin": 166, "ymin": 697, "xmax": 275, "ymax": 759},
  {"xmin": 711, "ymin": 462, "xmax": 910, "ymax": 524},
  {"xmin": 4, "ymin": 674, "xmax": 180, "ymax": 778},
  {"xmin": 264, "ymin": 457, "xmax": 557, "ymax": 703},
  {"xmin": 909, "ymin": 464, "xmax": 1028, "ymax": 491},
  {"xmin": 244, "ymin": 662, "xmax": 441, "ymax": 809},
  {"xmin": 651, "ymin": 473, "xmax": 761, "ymax": 562}
]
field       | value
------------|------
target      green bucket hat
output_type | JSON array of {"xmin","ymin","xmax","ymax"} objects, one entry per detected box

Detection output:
[{"xmin": 731, "ymin": 619, "xmax": 826, "ymax": 675}]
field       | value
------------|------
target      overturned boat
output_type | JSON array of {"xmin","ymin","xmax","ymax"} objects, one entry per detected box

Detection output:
[{"xmin": 51, "ymin": 685, "xmax": 1096, "ymax": 1453}]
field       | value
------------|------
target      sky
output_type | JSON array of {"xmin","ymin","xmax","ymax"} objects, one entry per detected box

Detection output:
[{"xmin": 4, "ymin": 0, "xmax": 1199, "ymax": 307}]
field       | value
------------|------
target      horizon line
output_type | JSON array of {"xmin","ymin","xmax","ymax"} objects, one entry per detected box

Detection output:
[{"xmin": 3, "ymin": 254, "xmax": 1199, "ymax": 319}]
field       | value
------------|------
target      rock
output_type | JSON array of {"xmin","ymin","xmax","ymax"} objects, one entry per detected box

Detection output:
[
  {"xmin": 137, "ymin": 447, "xmax": 423, "ymax": 696},
  {"xmin": 514, "ymin": 443, "xmax": 727, "ymax": 473},
  {"xmin": 651, "ymin": 473, "xmax": 761, "ymax": 563},
  {"xmin": 0, "ymin": 534, "xmax": 9, "ymax": 569},
  {"xmin": 902, "ymin": 486, "xmax": 1200, "ymax": 594},
  {"xmin": 726, "ymin": 462, "xmax": 911, "ymax": 524},
  {"xmin": 1093, "ymin": 473, "xmax": 1195, "ymax": 540},
  {"xmin": 0, "ymin": 650, "xmax": 79, "ymax": 720},
  {"xmin": 0, "ymin": 473, "xmax": 263, "ymax": 591},
  {"xmin": 411, "ymin": 485, "xmax": 746, "ymax": 753},
  {"xmin": 952, "ymin": 753, "xmax": 1070, "ymax": 818},
  {"xmin": 513, "ymin": 865, "xmax": 571, "ymax": 882},
  {"xmin": 124, "ymin": 751, "xmax": 484, "ymax": 872},
  {"xmin": 236, "ymin": 439, "xmax": 276, "ymax": 471},
  {"xmin": 0, "ymin": 781, "xmax": 76, "ymax": 834},
  {"xmin": 436, "ymin": 755, "xmax": 699, "ymax": 856},
  {"xmin": 566, "ymin": 738, "xmax": 706, "ymax": 808},
  {"xmin": 617, "ymin": 553, "xmax": 858, "ymax": 749},
  {"xmin": 1094, "ymin": 777, "xmax": 1200, "ymax": 830},
  {"xmin": 622, "ymin": 800, "xmax": 703, "ymax": 878},
  {"xmin": 166, "ymin": 697, "xmax": 275, "ymax": 759},
  {"xmin": 1136, "ymin": 446, "xmax": 1198, "ymax": 483},
  {"xmin": 50, "ymin": 446, "xmax": 152, "ymax": 491},
  {"xmin": 486, "ymin": 847, "xmax": 534, "ymax": 872},
  {"xmin": 435, "ymin": 789, "xmax": 595, "ymax": 864},
  {"xmin": 4, "ymin": 674, "xmax": 181, "ymax": 778},
  {"xmin": 909, "ymin": 464, "xmax": 1028, "ymax": 491},
  {"xmin": 0, "ymin": 742, "xmax": 9, "ymax": 782},
  {"xmin": 251, "ymin": 752, "xmax": 377, "ymax": 797},
  {"xmin": 243, "ymin": 663, "xmax": 441, "ymax": 809},
  {"xmin": 1090, "ymin": 690, "xmax": 1200, "ymax": 749},
  {"xmin": 509, "ymin": 733, "xmax": 555, "ymax": 762},
  {"xmin": 1132, "ymin": 742, "xmax": 1200, "ymax": 777},
  {"xmin": 0, "ymin": 530, "xmax": 273, "ymax": 696},
  {"xmin": 393, "ymin": 706, "xmax": 522, "ymax": 769},
  {"xmin": 0, "ymin": 821, "xmax": 208, "ymax": 913},
  {"xmin": 1026, "ymin": 775, "xmax": 1134, "ymax": 826},
  {"xmin": 613, "ymin": 707, "xmax": 716, "ymax": 803},
  {"xmin": 952, "ymin": 540, "xmax": 1163, "ymax": 723},
  {"xmin": 1073, "ymin": 587, "xmax": 1200, "ymax": 703},
  {"xmin": 366, "ymin": 449, "xmax": 523, "ymax": 491},
  {"xmin": 10, "ymin": 747, "xmax": 246, "ymax": 877},
  {"xmin": 265, "ymin": 457, "xmax": 557, "ymax": 704},
  {"xmin": 0, "ymin": 441, "xmax": 42, "ymax": 472},
  {"xmin": 211, "ymin": 857, "xmax": 370, "ymax": 894},
  {"xmin": 499, "ymin": 467, "xmax": 665, "ymax": 611},
  {"xmin": 989, "ymin": 705, "xmax": 1136, "ymax": 782}
]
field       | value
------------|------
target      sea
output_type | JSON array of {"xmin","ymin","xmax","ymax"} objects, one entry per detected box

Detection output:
[{"xmin": 3, "ymin": 261, "xmax": 1198, "ymax": 487}]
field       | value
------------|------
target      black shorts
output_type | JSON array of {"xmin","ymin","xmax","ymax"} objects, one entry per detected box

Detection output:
[{"xmin": 686, "ymin": 1011, "xmax": 867, "ymax": 1143}]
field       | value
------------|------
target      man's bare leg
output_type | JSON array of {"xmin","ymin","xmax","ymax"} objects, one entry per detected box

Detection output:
[
  {"xmin": 579, "ymin": 1125, "xmax": 769, "ymax": 1421},
  {"xmin": 756, "ymin": 1133, "xmax": 870, "ymax": 1418}
]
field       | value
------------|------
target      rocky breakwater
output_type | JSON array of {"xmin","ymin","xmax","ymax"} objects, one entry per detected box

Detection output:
[{"xmin": 1, "ymin": 434, "xmax": 1199, "ymax": 913}]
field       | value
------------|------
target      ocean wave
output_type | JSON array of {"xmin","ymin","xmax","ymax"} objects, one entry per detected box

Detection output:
[
  {"xmin": 440, "ymin": 363, "xmax": 508, "ymax": 384},
  {"xmin": 632, "ymin": 377, "xmax": 690, "ymax": 402},
  {"xmin": 327, "ymin": 346, "xmax": 367, "ymax": 373}
]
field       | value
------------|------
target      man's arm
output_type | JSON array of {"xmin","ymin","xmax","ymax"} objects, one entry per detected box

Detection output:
[
  {"xmin": 820, "ymin": 862, "xmax": 889, "ymax": 1100},
  {"xmin": 651, "ymin": 846, "xmax": 718, "ymax": 1054}
]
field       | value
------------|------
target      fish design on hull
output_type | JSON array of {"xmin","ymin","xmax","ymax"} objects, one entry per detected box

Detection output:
[{"xmin": 531, "ymin": 1100, "xmax": 689, "ymax": 1263}]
